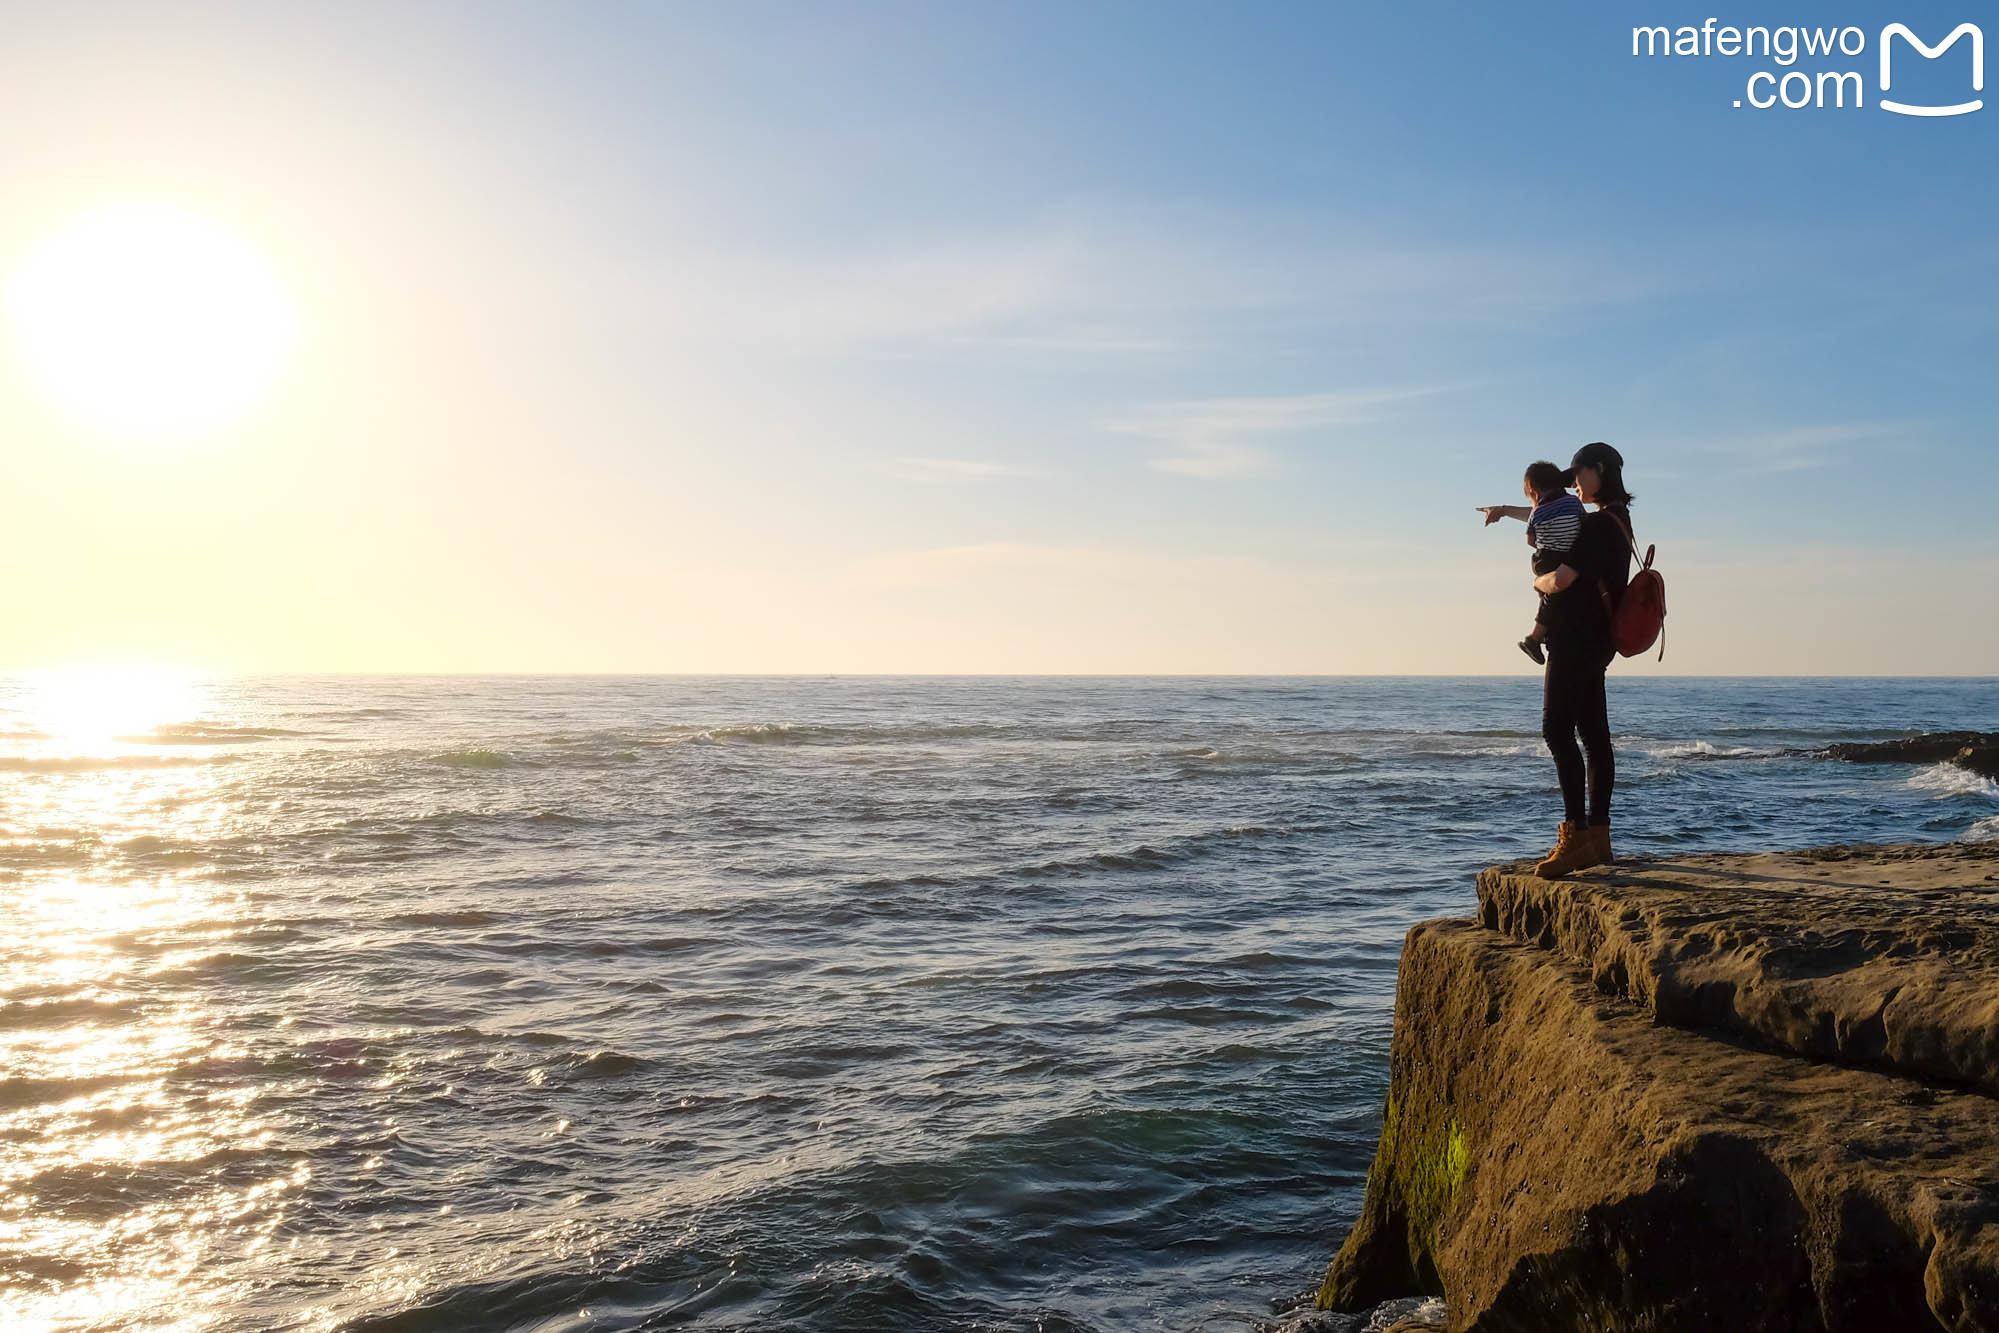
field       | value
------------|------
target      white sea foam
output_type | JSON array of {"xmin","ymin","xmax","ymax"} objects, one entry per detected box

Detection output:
[
  {"xmin": 1966, "ymin": 816, "xmax": 1999, "ymax": 843},
  {"xmin": 1365, "ymin": 1296, "xmax": 1448, "ymax": 1330},
  {"xmin": 1411, "ymin": 738, "xmax": 1543, "ymax": 758},
  {"xmin": 1635, "ymin": 738, "xmax": 1784, "ymax": 761},
  {"xmin": 1908, "ymin": 763, "xmax": 1999, "ymax": 801},
  {"xmin": 1474, "ymin": 742, "xmax": 1545, "ymax": 758}
]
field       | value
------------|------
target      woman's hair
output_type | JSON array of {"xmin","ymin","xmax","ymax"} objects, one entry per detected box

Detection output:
[
  {"xmin": 1523, "ymin": 460, "xmax": 1566, "ymax": 497},
  {"xmin": 1570, "ymin": 441, "xmax": 1634, "ymax": 509},
  {"xmin": 1592, "ymin": 462, "xmax": 1635, "ymax": 509}
]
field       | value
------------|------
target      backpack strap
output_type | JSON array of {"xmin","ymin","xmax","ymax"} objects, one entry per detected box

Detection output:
[
  {"xmin": 1595, "ymin": 508, "xmax": 1638, "ymax": 620},
  {"xmin": 1601, "ymin": 508, "xmax": 1667, "ymax": 661},
  {"xmin": 1602, "ymin": 509, "xmax": 1639, "ymax": 564}
]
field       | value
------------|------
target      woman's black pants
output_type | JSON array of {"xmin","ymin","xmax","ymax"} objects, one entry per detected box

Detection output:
[{"xmin": 1542, "ymin": 640, "xmax": 1614, "ymax": 826}]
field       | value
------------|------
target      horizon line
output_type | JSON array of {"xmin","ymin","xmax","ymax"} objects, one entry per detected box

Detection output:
[{"xmin": 4, "ymin": 670, "xmax": 1994, "ymax": 682}]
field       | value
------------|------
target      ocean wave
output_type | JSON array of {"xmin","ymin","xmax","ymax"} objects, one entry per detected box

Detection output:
[
  {"xmin": 1175, "ymin": 745, "xmax": 1367, "ymax": 773},
  {"xmin": 0, "ymin": 997, "xmax": 144, "ymax": 1029},
  {"xmin": 1262, "ymin": 1292, "xmax": 1447, "ymax": 1332},
  {"xmin": 694, "ymin": 719, "xmax": 1250, "ymax": 748},
  {"xmin": 0, "ymin": 837, "xmax": 100, "ymax": 867},
  {"xmin": 1712, "ymin": 725, "xmax": 1907, "ymax": 739},
  {"xmin": 698, "ymin": 721, "xmax": 1010, "ymax": 746},
  {"xmin": 1408, "ymin": 740, "xmax": 1543, "ymax": 759},
  {"xmin": 1220, "ymin": 950, "xmax": 1321, "ymax": 969},
  {"xmin": 1966, "ymin": 816, "xmax": 1999, "ymax": 843},
  {"xmin": 850, "ymin": 825, "xmax": 1270, "ymax": 894},
  {"xmin": 298, "ymin": 706, "xmax": 408, "ymax": 722},
  {"xmin": 1179, "ymin": 745, "xmax": 1307, "ymax": 764},
  {"xmin": 1115, "ymin": 976, "xmax": 1266, "ymax": 1002},
  {"xmin": 1019, "ymin": 826, "xmax": 1281, "ymax": 879},
  {"xmin": 563, "ymin": 1049, "xmax": 651, "ymax": 1079},
  {"xmin": 827, "ymin": 831, "xmax": 1278, "ymax": 903},
  {"xmin": 1634, "ymin": 739, "xmax": 1788, "ymax": 761},
  {"xmin": 388, "ymin": 910, "xmax": 507, "ymax": 928},
  {"xmin": 1121, "ymin": 1003, "xmax": 1285, "ymax": 1026},
  {"xmin": 0, "ymin": 1074, "xmax": 131, "ymax": 1110},
  {"xmin": 1177, "ymin": 745, "xmax": 1278, "ymax": 767},
  {"xmin": 431, "ymin": 750, "xmax": 514, "ymax": 769},
  {"xmin": 1908, "ymin": 763, "xmax": 1999, "ymax": 801},
  {"xmin": 151, "ymin": 951, "xmax": 292, "ymax": 986},
  {"xmin": 0, "ymin": 753, "xmax": 239, "ymax": 772},
  {"xmin": 702, "ymin": 721, "xmax": 818, "ymax": 745},
  {"xmin": 1366, "ymin": 1297, "xmax": 1449, "ymax": 1331},
  {"xmin": 118, "ymin": 722, "xmax": 310, "ymax": 744}
]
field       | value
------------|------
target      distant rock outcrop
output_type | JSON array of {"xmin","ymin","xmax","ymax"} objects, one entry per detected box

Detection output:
[
  {"xmin": 1824, "ymin": 731, "xmax": 1999, "ymax": 768},
  {"xmin": 1319, "ymin": 842, "xmax": 1999, "ymax": 1332},
  {"xmin": 1958, "ymin": 747, "xmax": 1999, "ymax": 781}
]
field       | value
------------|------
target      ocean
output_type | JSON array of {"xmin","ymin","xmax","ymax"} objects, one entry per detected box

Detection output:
[{"xmin": 4, "ymin": 675, "xmax": 1997, "ymax": 1333}]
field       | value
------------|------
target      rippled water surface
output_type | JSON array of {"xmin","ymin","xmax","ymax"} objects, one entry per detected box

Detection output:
[{"xmin": 3, "ymin": 675, "xmax": 1996, "ymax": 1332}]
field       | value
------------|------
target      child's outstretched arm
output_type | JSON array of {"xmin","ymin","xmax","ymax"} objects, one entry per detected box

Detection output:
[{"xmin": 1477, "ymin": 505, "xmax": 1531, "ymax": 526}]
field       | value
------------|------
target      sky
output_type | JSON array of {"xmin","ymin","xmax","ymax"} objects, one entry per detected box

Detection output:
[{"xmin": 1, "ymin": 0, "xmax": 1994, "ymax": 675}]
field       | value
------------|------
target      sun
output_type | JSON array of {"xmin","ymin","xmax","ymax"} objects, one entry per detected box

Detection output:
[{"xmin": 5, "ymin": 205, "xmax": 296, "ymax": 442}]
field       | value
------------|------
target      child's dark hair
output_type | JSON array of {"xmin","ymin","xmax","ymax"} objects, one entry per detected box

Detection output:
[{"xmin": 1523, "ymin": 460, "xmax": 1567, "ymax": 498}]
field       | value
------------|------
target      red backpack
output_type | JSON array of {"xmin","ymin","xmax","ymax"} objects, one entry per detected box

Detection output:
[{"xmin": 1600, "ymin": 512, "xmax": 1666, "ymax": 660}]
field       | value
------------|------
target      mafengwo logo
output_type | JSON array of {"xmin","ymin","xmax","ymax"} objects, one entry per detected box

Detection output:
[{"xmin": 1632, "ymin": 20, "xmax": 1982, "ymax": 113}]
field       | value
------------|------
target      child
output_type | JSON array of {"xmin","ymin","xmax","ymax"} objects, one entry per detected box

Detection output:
[{"xmin": 1479, "ymin": 461, "xmax": 1584, "ymax": 664}]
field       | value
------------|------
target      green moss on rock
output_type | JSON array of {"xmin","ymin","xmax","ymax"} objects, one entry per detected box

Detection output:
[{"xmin": 1319, "ymin": 1090, "xmax": 1466, "ymax": 1310}]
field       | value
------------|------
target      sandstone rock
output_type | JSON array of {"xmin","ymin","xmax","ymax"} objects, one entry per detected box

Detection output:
[
  {"xmin": 1824, "ymin": 732, "xmax": 1999, "ymax": 764},
  {"xmin": 1477, "ymin": 842, "xmax": 1999, "ymax": 1095},
  {"xmin": 1321, "ymin": 843, "xmax": 1999, "ymax": 1332}
]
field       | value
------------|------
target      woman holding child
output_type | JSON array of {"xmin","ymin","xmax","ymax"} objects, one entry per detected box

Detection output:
[{"xmin": 1480, "ymin": 441, "xmax": 1635, "ymax": 878}]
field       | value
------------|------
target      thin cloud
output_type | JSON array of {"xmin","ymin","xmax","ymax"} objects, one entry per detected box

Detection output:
[
  {"xmin": 845, "ymin": 540, "xmax": 1396, "ymax": 589},
  {"xmin": 1107, "ymin": 385, "xmax": 1462, "ymax": 479},
  {"xmin": 1149, "ymin": 439, "xmax": 1274, "ymax": 480},
  {"xmin": 1669, "ymin": 422, "xmax": 1920, "ymax": 473},
  {"xmin": 636, "ymin": 203, "xmax": 1665, "ymax": 361},
  {"xmin": 880, "ymin": 457, "xmax": 1035, "ymax": 482}
]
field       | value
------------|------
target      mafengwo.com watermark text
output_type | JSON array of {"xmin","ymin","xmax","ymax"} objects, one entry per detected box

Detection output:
[{"xmin": 1632, "ymin": 21, "xmax": 1983, "ymax": 114}]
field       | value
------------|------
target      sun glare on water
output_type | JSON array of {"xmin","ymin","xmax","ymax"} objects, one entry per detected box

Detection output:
[
  {"xmin": 0, "ymin": 663, "xmax": 245, "ymax": 1333},
  {"xmin": 8, "ymin": 666, "xmax": 206, "ymax": 755},
  {"xmin": 5, "ymin": 205, "xmax": 296, "ymax": 442}
]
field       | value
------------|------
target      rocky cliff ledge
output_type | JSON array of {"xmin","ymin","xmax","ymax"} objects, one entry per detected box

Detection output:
[{"xmin": 1317, "ymin": 841, "xmax": 1999, "ymax": 1332}]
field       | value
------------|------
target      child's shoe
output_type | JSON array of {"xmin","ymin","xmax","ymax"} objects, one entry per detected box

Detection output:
[{"xmin": 1518, "ymin": 638, "xmax": 1545, "ymax": 665}]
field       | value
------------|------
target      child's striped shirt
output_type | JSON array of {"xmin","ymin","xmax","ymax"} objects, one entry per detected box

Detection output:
[{"xmin": 1526, "ymin": 493, "xmax": 1584, "ymax": 556}]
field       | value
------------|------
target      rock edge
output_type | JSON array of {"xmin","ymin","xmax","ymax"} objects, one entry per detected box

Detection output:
[{"xmin": 1319, "ymin": 842, "xmax": 1999, "ymax": 1333}]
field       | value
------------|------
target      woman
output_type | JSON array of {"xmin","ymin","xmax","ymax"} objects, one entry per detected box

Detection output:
[{"xmin": 1529, "ymin": 441, "xmax": 1634, "ymax": 878}]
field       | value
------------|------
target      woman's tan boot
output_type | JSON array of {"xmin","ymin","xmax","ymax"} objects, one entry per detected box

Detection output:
[
  {"xmin": 1540, "ymin": 821, "xmax": 1570, "ymax": 862},
  {"xmin": 1534, "ymin": 821, "xmax": 1585, "ymax": 877},
  {"xmin": 1539, "ymin": 821, "xmax": 1611, "ymax": 877},
  {"xmin": 1588, "ymin": 823, "xmax": 1614, "ymax": 866}
]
